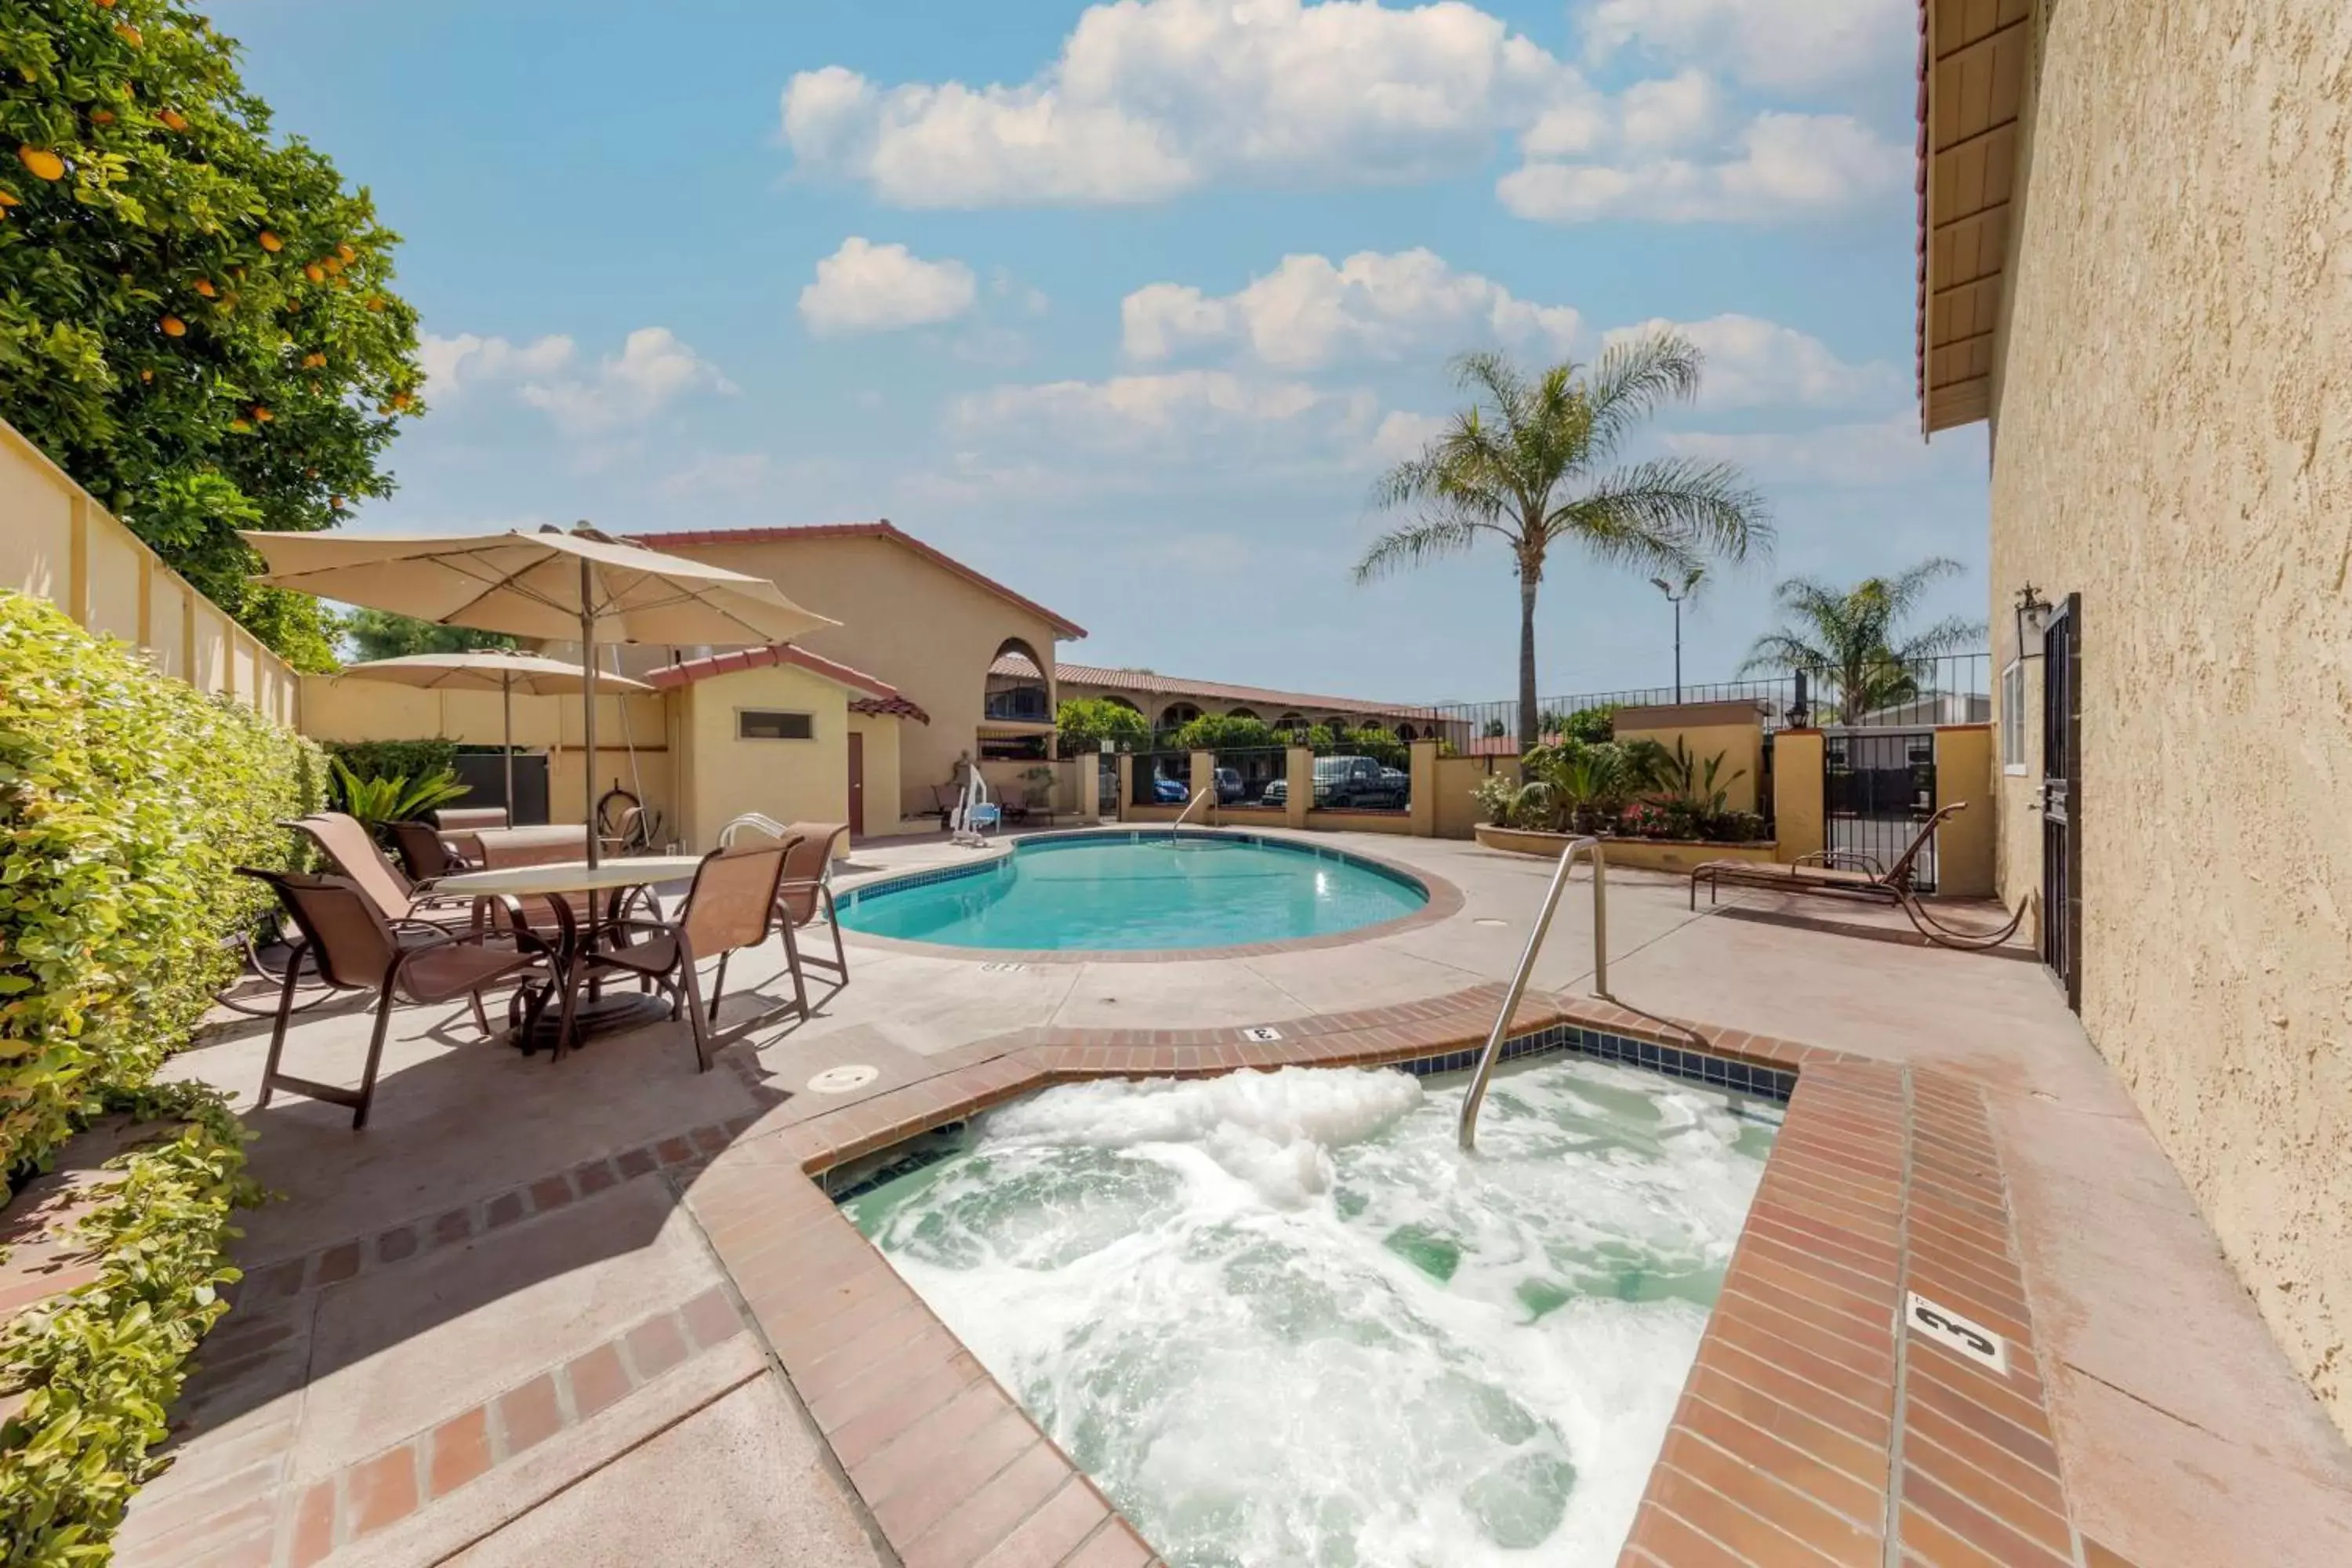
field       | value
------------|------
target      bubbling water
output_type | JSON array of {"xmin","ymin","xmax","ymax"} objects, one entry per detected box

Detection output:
[{"xmin": 847, "ymin": 1058, "xmax": 1778, "ymax": 1567}]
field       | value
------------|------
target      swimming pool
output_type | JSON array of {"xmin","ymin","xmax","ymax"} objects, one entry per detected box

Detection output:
[
  {"xmin": 844, "ymin": 1056, "xmax": 1778, "ymax": 1566},
  {"xmin": 833, "ymin": 831, "xmax": 1429, "ymax": 953}
]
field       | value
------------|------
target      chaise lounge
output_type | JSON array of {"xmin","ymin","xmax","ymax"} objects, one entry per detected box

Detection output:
[{"xmin": 1688, "ymin": 801, "xmax": 2029, "ymax": 951}]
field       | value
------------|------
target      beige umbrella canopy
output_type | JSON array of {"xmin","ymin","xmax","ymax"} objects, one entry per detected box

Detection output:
[
  {"xmin": 336, "ymin": 652, "xmax": 654, "ymax": 820},
  {"xmin": 248, "ymin": 524, "xmax": 837, "ymax": 864}
]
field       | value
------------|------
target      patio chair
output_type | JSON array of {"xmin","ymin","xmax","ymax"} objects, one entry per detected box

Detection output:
[
  {"xmin": 238, "ymin": 868, "xmax": 556, "ymax": 1129},
  {"xmin": 772, "ymin": 822, "xmax": 852, "ymax": 1013},
  {"xmin": 930, "ymin": 782, "xmax": 962, "ymax": 828},
  {"xmin": 291, "ymin": 812, "xmax": 477, "ymax": 933},
  {"xmin": 473, "ymin": 824, "xmax": 609, "ymax": 938},
  {"xmin": 1687, "ymin": 802, "xmax": 2029, "ymax": 951},
  {"xmin": 579, "ymin": 839, "xmax": 797, "ymax": 1071},
  {"xmin": 388, "ymin": 818, "xmax": 475, "ymax": 884},
  {"xmin": 434, "ymin": 806, "xmax": 510, "ymax": 833}
]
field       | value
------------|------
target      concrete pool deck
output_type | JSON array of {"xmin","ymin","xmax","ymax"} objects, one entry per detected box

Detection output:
[{"xmin": 129, "ymin": 829, "xmax": 2352, "ymax": 1566}]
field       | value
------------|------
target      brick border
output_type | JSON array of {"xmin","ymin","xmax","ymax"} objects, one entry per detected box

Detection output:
[{"xmin": 830, "ymin": 826, "xmax": 1468, "ymax": 964}]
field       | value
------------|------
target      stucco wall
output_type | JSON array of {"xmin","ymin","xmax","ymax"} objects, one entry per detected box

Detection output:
[
  {"xmin": 1, "ymin": 416, "xmax": 299, "ymax": 724},
  {"xmin": 1984, "ymin": 0, "xmax": 2352, "ymax": 1431},
  {"xmin": 1614, "ymin": 702, "xmax": 1767, "ymax": 815},
  {"xmin": 674, "ymin": 665, "xmax": 851, "ymax": 852},
  {"xmin": 642, "ymin": 533, "xmax": 1066, "ymax": 821}
]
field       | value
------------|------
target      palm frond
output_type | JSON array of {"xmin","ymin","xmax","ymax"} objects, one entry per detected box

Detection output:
[
  {"xmin": 1547, "ymin": 457, "xmax": 1773, "ymax": 573},
  {"xmin": 1352, "ymin": 517, "xmax": 1489, "ymax": 584},
  {"xmin": 1584, "ymin": 329, "xmax": 1704, "ymax": 463},
  {"xmin": 1738, "ymin": 631, "xmax": 1834, "ymax": 677},
  {"xmin": 1896, "ymin": 612, "xmax": 1987, "ymax": 660}
]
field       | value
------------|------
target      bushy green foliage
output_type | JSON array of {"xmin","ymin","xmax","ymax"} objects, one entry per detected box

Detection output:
[
  {"xmin": 321, "ymin": 735, "xmax": 456, "ymax": 782},
  {"xmin": 328, "ymin": 758, "xmax": 466, "ymax": 837},
  {"xmin": 1476, "ymin": 735, "xmax": 1766, "ymax": 842},
  {"xmin": 342, "ymin": 609, "xmax": 514, "ymax": 664},
  {"xmin": 0, "ymin": 590, "xmax": 321, "ymax": 1174},
  {"xmin": 0, "ymin": 1080, "xmax": 256, "ymax": 1564},
  {"xmin": 1169, "ymin": 713, "xmax": 1279, "ymax": 752},
  {"xmin": 0, "ymin": 0, "xmax": 423, "ymax": 662},
  {"xmin": 1541, "ymin": 703, "xmax": 1617, "ymax": 745},
  {"xmin": 1054, "ymin": 696, "xmax": 1149, "ymax": 754}
]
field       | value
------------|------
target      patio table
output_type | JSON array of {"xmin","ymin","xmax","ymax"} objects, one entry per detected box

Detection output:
[{"xmin": 433, "ymin": 855, "xmax": 702, "ymax": 1055}]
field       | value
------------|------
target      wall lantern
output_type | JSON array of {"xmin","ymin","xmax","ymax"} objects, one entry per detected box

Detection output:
[{"xmin": 2013, "ymin": 583, "xmax": 2052, "ymax": 659}]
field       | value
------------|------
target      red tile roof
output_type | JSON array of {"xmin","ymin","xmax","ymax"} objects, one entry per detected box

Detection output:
[
  {"xmin": 628, "ymin": 521, "xmax": 1087, "ymax": 641},
  {"xmin": 644, "ymin": 643, "xmax": 930, "ymax": 723},
  {"xmin": 1017, "ymin": 658, "xmax": 1445, "ymax": 722}
]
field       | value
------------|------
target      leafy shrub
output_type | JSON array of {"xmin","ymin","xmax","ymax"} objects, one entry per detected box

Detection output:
[
  {"xmin": 1169, "ymin": 713, "xmax": 1281, "ymax": 752},
  {"xmin": 1552, "ymin": 704, "xmax": 1619, "ymax": 745},
  {"xmin": 1054, "ymin": 697, "xmax": 1149, "ymax": 754},
  {"xmin": 0, "ymin": 590, "xmax": 323, "ymax": 1175},
  {"xmin": 322, "ymin": 736, "xmax": 458, "ymax": 782},
  {"xmin": 0, "ymin": 1082, "xmax": 256, "ymax": 1562},
  {"xmin": 328, "ymin": 758, "xmax": 468, "ymax": 837}
]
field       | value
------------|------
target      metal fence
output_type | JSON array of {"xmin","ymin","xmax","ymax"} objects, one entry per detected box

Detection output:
[
  {"xmin": 1212, "ymin": 746, "xmax": 1289, "ymax": 808},
  {"xmin": 1131, "ymin": 750, "xmax": 1190, "ymax": 808},
  {"xmin": 1432, "ymin": 653, "xmax": 1992, "ymax": 753}
]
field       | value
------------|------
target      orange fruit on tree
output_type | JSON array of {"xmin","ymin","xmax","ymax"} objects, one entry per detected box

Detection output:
[
  {"xmin": 138, "ymin": 368, "xmax": 153, "ymax": 382},
  {"xmin": 115, "ymin": 23, "xmax": 141, "ymax": 45},
  {"xmin": 96, "ymin": 0, "xmax": 117, "ymax": 9},
  {"xmin": 302, "ymin": 351, "xmax": 326, "ymax": 368},
  {"xmin": 0, "ymin": 189, "xmax": 18, "ymax": 207},
  {"xmin": 330, "ymin": 495, "xmax": 345, "ymax": 509},
  {"xmin": 91, "ymin": 109, "xmax": 116, "ymax": 125},
  {"xmin": 18, "ymin": 147, "xmax": 66, "ymax": 181},
  {"xmin": 364, "ymin": 295, "xmax": 383, "ymax": 311},
  {"xmin": 159, "ymin": 109, "xmax": 189, "ymax": 132},
  {"xmin": 337, "ymin": 243, "xmax": 357, "ymax": 263},
  {"xmin": 160, "ymin": 314, "xmax": 186, "ymax": 337},
  {"xmin": 303, "ymin": 262, "xmax": 325, "ymax": 283},
  {"xmin": 193, "ymin": 278, "xmax": 216, "ymax": 297},
  {"xmin": 252, "ymin": 405, "xmax": 273, "ymax": 423},
  {"xmin": 258, "ymin": 230, "xmax": 282, "ymax": 252},
  {"xmin": 229, "ymin": 418, "xmax": 252, "ymax": 432}
]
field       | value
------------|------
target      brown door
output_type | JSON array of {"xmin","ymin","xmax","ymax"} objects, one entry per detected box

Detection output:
[{"xmin": 847, "ymin": 731, "xmax": 866, "ymax": 837}]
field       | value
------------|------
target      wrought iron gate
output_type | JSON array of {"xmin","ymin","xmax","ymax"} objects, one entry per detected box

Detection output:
[
  {"xmin": 1823, "ymin": 728, "xmax": 1938, "ymax": 891},
  {"xmin": 2042, "ymin": 596, "xmax": 2081, "ymax": 1007}
]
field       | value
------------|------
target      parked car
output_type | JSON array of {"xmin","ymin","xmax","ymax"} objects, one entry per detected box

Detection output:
[
  {"xmin": 1313, "ymin": 755, "xmax": 1404, "ymax": 809},
  {"xmin": 1214, "ymin": 766, "xmax": 1245, "ymax": 804},
  {"xmin": 1152, "ymin": 775, "xmax": 1189, "ymax": 804},
  {"xmin": 1379, "ymin": 767, "xmax": 1410, "ymax": 804},
  {"xmin": 1261, "ymin": 778, "xmax": 1287, "ymax": 807}
]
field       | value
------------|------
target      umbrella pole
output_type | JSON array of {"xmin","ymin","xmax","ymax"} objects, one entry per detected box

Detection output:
[
  {"xmin": 502, "ymin": 676, "xmax": 517, "ymax": 826},
  {"xmin": 580, "ymin": 565, "xmax": 601, "ymax": 869}
]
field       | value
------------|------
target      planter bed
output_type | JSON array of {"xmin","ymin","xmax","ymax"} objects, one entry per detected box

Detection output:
[{"xmin": 1472, "ymin": 822, "xmax": 1778, "ymax": 873}]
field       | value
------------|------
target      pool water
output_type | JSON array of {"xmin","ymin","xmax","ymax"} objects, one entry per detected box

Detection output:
[
  {"xmin": 834, "ymin": 833, "xmax": 1427, "ymax": 952},
  {"xmin": 844, "ymin": 1057, "xmax": 1780, "ymax": 1566}
]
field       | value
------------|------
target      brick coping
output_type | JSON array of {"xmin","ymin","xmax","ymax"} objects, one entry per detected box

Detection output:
[
  {"xmin": 829, "ymin": 826, "xmax": 1467, "ymax": 964},
  {"xmin": 144, "ymin": 984, "xmax": 2142, "ymax": 1568}
]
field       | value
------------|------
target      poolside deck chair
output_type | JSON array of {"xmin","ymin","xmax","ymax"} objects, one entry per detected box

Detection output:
[
  {"xmin": 1687, "ymin": 801, "xmax": 2028, "ymax": 951},
  {"xmin": 714, "ymin": 816, "xmax": 853, "ymax": 1015},
  {"xmin": 579, "ymin": 840, "xmax": 797, "ymax": 1071},
  {"xmin": 388, "ymin": 819, "xmax": 474, "ymax": 884},
  {"xmin": 292, "ymin": 812, "xmax": 476, "ymax": 932},
  {"xmin": 240, "ymin": 867, "xmax": 554, "ymax": 1128}
]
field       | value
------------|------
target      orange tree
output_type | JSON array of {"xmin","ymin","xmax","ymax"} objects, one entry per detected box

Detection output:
[{"xmin": 0, "ymin": 0, "xmax": 422, "ymax": 668}]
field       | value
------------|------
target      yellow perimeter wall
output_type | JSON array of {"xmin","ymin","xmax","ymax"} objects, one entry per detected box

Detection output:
[
  {"xmin": 1613, "ymin": 701, "xmax": 1765, "ymax": 815},
  {"xmin": 0, "ymin": 416, "xmax": 299, "ymax": 725}
]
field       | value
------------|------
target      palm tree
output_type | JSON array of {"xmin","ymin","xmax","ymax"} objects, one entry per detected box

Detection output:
[
  {"xmin": 1354, "ymin": 337, "xmax": 1771, "ymax": 750},
  {"xmin": 1740, "ymin": 558, "xmax": 1984, "ymax": 724}
]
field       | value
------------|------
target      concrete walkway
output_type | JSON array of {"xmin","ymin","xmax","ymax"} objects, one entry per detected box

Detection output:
[{"xmin": 130, "ymin": 830, "xmax": 2352, "ymax": 1566}]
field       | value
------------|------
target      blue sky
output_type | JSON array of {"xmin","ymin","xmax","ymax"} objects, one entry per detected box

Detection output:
[{"xmin": 225, "ymin": 0, "xmax": 1989, "ymax": 703}]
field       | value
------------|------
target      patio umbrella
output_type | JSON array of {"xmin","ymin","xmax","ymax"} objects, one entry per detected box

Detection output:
[
  {"xmin": 244, "ymin": 523, "xmax": 837, "ymax": 865},
  {"xmin": 335, "ymin": 651, "xmax": 654, "ymax": 822}
]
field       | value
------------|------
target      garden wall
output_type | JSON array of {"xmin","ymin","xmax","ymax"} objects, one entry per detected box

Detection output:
[{"xmin": 0, "ymin": 417, "xmax": 299, "ymax": 726}]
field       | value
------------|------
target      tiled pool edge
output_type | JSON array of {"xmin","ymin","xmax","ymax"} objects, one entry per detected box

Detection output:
[{"xmin": 690, "ymin": 990, "xmax": 2134, "ymax": 1568}]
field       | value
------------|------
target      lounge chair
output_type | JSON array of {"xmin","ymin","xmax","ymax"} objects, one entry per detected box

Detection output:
[
  {"xmin": 1688, "ymin": 802, "xmax": 2028, "ymax": 951},
  {"xmin": 291, "ymin": 812, "xmax": 477, "ymax": 933},
  {"xmin": 388, "ymin": 818, "xmax": 475, "ymax": 883}
]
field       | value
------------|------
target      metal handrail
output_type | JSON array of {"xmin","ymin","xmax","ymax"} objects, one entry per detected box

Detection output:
[
  {"xmin": 1169, "ymin": 785, "xmax": 1216, "ymax": 840},
  {"xmin": 1457, "ymin": 835, "xmax": 1610, "ymax": 1152}
]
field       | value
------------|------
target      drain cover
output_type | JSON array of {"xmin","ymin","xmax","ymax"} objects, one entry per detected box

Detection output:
[
  {"xmin": 979, "ymin": 961, "xmax": 1029, "ymax": 974},
  {"xmin": 807, "ymin": 1064, "xmax": 880, "ymax": 1095}
]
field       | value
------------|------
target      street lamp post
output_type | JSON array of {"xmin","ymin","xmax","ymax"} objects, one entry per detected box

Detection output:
[{"xmin": 1649, "ymin": 568, "xmax": 1704, "ymax": 703}]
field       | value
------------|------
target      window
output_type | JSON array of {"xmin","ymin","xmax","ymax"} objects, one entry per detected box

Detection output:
[
  {"xmin": 2000, "ymin": 661, "xmax": 2028, "ymax": 773},
  {"xmin": 737, "ymin": 709, "xmax": 815, "ymax": 742}
]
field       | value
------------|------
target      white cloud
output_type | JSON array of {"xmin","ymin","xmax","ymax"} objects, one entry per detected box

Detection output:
[
  {"xmin": 1370, "ymin": 408, "xmax": 1452, "ymax": 463},
  {"xmin": 780, "ymin": 0, "xmax": 1583, "ymax": 206},
  {"xmin": 953, "ymin": 370, "xmax": 1353, "ymax": 447},
  {"xmin": 1497, "ymin": 111, "xmax": 1905, "ymax": 224},
  {"xmin": 798, "ymin": 238, "xmax": 980, "ymax": 336},
  {"xmin": 516, "ymin": 328, "xmax": 731, "ymax": 436},
  {"xmin": 1122, "ymin": 249, "xmax": 1581, "ymax": 369},
  {"xmin": 1603, "ymin": 313, "xmax": 1899, "ymax": 408},
  {"xmin": 1581, "ymin": 0, "xmax": 1911, "ymax": 94},
  {"xmin": 418, "ymin": 332, "xmax": 575, "ymax": 397},
  {"xmin": 1617, "ymin": 70, "xmax": 1722, "ymax": 152},
  {"xmin": 1658, "ymin": 410, "xmax": 1975, "ymax": 486}
]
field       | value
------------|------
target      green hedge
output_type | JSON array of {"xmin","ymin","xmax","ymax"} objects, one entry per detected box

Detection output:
[
  {"xmin": 0, "ymin": 589, "xmax": 323, "ymax": 1174},
  {"xmin": 321, "ymin": 736, "xmax": 459, "ymax": 782},
  {"xmin": 0, "ymin": 1084, "xmax": 256, "ymax": 1566}
]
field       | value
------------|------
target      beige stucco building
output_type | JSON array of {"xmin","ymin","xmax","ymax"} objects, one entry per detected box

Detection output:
[
  {"xmin": 1027, "ymin": 659, "xmax": 1454, "ymax": 743},
  {"xmin": 1922, "ymin": 0, "xmax": 2352, "ymax": 1430},
  {"xmin": 620, "ymin": 522, "xmax": 1084, "ymax": 822}
]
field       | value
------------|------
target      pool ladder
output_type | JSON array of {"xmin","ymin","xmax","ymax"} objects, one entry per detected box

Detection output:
[{"xmin": 1457, "ymin": 836, "xmax": 1610, "ymax": 1153}]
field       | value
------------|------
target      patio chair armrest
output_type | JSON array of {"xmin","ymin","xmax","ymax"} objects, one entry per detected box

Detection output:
[{"xmin": 1793, "ymin": 849, "xmax": 1885, "ymax": 874}]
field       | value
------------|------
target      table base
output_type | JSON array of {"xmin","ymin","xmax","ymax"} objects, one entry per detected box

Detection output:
[{"xmin": 514, "ymin": 990, "xmax": 675, "ymax": 1054}]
